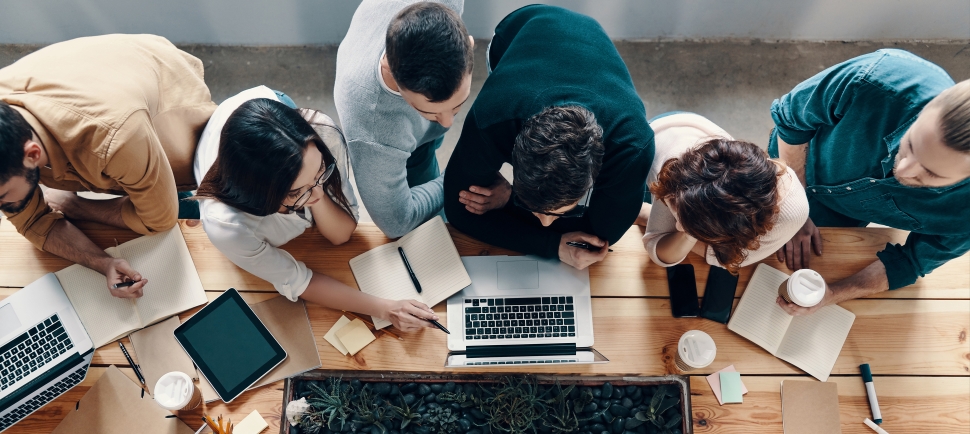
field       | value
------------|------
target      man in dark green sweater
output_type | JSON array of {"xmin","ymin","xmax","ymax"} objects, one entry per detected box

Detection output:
[{"xmin": 444, "ymin": 5, "xmax": 654, "ymax": 270}]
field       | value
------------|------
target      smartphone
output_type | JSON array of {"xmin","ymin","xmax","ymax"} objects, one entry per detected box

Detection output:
[
  {"xmin": 666, "ymin": 264, "xmax": 700, "ymax": 318},
  {"xmin": 700, "ymin": 265, "xmax": 740, "ymax": 324}
]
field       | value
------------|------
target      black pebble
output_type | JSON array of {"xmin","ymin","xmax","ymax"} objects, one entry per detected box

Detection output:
[
  {"xmin": 601, "ymin": 382, "xmax": 613, "ymax": 399},
  {"xmin": 430, "ymin": 383, "xmax": 443, "ymax": 393},
  {"xmin": 630, "ymin": 387, "xmax": 643, "ymax": 401},
  {"xmin": 424, "ymin": 393, "xmax": 436, "ymax": 403},
  {"xmin": 591, "ymin": 423, "xmax": 607, "ymax": 432},
  {"xmin": 625, "ymin": 385, "xmax": 637, "ymax": 395},
  {"xmin": 401, "ymin": 382, "xmax": 418, "ymax": 394},
  {"xmin": 583, "ymin": 402, "xmax": 598, "ymax": 413},
  {"xmin": 412, "ymin": 427, "xmax": 431, "ymax": 434},
  {"xmin": 467, "ymin": 430, "xmax": 482, "ymax": 434},
  {"xmin": 611, "ymin": 417, "xmax": 624, "ymax": 434},
  {"xmin": 389, "ymin": 384, "xmax": 400, "ymax": 396},
  {"xmin": 427, "ymin": 402, "xmax": 440, "ymax": 410},
  {"xmin": 450, "ymin": 402, "xmax": 461, "ymax": 411},
  {"xmin": 290, "ymin": 425, "xmax": 300, "ymax": 434},
  {"xmin": 417, "ymin": 384, "xmax": 431, "ymax": 396},
  {"xmin": 443, "ymin": 382, "xmax": 456, "ymax": 393},
  {"xmin": 469, "ymin": 408, "xmax": 487, "ymax": 420},
  {"xmin": 610, "ymin": 404, "xmax": 630, "ymax": 417},
  {"xmin": 458, "ymin": 418, "xmax": 472, "ymax": 431},
  {"xmin": 622, "ymin": 397, "xmax": 634, "ymax": 409},
  {"xmin": 592, "ymin": 388, "xmax": 603, "ymax": 398},
  {"xmin": 374, "ymin": 383, "xmax": 391, "ymax": 396},
  {"xmin": 403, "ymin": 394, "xmax": 416, "ymax": 405},
  {"xmin": 350, "ymin": 379, "xmax": 362, "ymax": 390},
  {"xmin": 613, "ymin": 387, "xmax": 624, "ymax": 399}
]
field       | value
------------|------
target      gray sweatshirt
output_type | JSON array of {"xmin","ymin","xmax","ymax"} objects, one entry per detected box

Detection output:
[{"xmin": 334, "ymin": 0, "xmax": 463, "ymax": 238}]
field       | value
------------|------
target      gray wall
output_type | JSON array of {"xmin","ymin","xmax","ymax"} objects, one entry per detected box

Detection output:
[{"xmin": 1, "ymin": 0, "xmax": 968, "ymax": 44}]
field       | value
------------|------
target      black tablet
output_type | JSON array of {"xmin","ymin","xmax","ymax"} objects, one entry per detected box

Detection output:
[{"xmin": 174, "ymin": 288, "xmax": 286, "ymax": 402}]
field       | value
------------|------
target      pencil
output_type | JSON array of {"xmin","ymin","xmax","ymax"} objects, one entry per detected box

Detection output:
[{"xmin": 344, "ymin": 311, "xmax": 404, "ymax": 341}]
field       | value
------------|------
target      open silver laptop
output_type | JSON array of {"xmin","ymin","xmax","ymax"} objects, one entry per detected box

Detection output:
[
  {"xmin": 445, "ymin": 256, "xmax": 607, "ymax": 367},
  {"xmin": 0, "ymin": 273, "xmax": 94, "ymax": 432}
]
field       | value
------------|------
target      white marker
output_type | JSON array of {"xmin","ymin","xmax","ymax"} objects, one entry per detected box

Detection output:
[
  {"xmin": 860, "ymin": 363, "xmax": 882, "ymax": 424},
  {"xmin": 865, "ymin": 418, "xmax": 889, "ymax": 434}
]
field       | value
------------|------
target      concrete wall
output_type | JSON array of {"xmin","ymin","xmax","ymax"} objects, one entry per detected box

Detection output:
[{"xmin": 0, "ymin": 0, "xmax": 967, "ymax": 44}]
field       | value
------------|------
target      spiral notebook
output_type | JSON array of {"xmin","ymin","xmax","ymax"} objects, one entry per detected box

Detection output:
[
  {"xmin": 349, "ymin": 216, "xmax": 471, "ymax": 329},
  {"xmin": 52, "ymin": 228, "xmax": 207, "ymax": 347}
]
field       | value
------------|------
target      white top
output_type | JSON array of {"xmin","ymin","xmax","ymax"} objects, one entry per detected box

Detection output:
[
  {"xmin": 194, "ymin": 86, "xmax": 359, "ymax": 300},
  {"xmin": 642, "ymin": 113, "xmax": 809, "ymax": 269}
]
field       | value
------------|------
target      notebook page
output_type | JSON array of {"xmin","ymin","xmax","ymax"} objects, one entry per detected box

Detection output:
[
  {"xmin": 775, "ymin": 305, "xmax": 855, "ymax": 381},
  {"xmin": 349, "ymin": 241, "xmax": 423, "ymax": 329},
  {"xmin": 122, "ymin": 228, "xmax": 208, "ymax": 326},
  {"xmin": 55, "ymin": 250, "xmax": 142, "ymax": 347},
  {"xmin": 727, "ymin": 264, "xmax": 793, "ymax": 355},
  {"xmin": 398, "ymin": 216, "xmax": 471, "ymax": 307}
]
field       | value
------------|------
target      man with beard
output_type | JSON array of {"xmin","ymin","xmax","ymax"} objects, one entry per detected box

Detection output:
[
  {"xmin": 0, "ymin": 35, "xmax": 215, "ymax": 298},
  {"xmin": 769, "ymin": 49, "xmax": 970, "ymax": 315}
]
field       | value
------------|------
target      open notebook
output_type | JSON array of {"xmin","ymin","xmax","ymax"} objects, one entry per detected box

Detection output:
[
  {"xmin": 52, "ymin": 228, "xmax": 207, "ymax": 347},
  {"xmin": 727, "ymin": 264, "xmax": 855, "ymax": 381},
  {"xmin": 349, "ymin": 216, "xmax": 471, "ymax": 329}
]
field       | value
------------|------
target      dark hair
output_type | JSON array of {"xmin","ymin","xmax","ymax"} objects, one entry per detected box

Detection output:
[
  {"xmin": 511, "ymin": 105, "xmax": 605, "ymax": 212},
  {"xmin": 385, "ymin": 2, "xmax": 473, "ymax": 102},
  {"xmin": 928, "ymin": 79, "xmax": 970, "ymax": 152},
  {"xmin": 194, "ymin": 98, "xmax": 353, "ymax": 217},
  {"xmin": 650, "ymin": 138, "xmax": 782, "ymax": 274},
  {"xmin": 0, "ymin": 101, "xmax": 33, "ymax": 183}
]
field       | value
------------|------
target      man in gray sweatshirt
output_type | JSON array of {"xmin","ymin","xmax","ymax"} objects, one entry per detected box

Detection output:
[{"xmin": 335, "ymin": 0, "xmax": 473, "ymax": 237}]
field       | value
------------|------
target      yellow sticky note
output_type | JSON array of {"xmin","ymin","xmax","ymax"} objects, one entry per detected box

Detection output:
[
  {"xmin": 324, "ymin": 316, "xmax": 352, "ymax": 355},
  {"xmin": 335, "ymin": 319, "xmax": 376, "ymax": 356},
  {"xmin": 234, "ymin": 410, "xmax": 268, "ymax": 434}
]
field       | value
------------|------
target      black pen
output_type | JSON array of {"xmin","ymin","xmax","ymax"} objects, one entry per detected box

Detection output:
[
  {"xmin": 566, "ymin": 241, "xmax": 613, "ymax": 252},
  {"xmin": 427, "ymin": 319, "xmax": 450, "ymax": 334},
  {"xmin": 118, "ymin": 341, "xmax": 147, "ymax": 389},
  {"xmin": 112, "ymin": 280, "xmax": 141, "ymax": 290},
  {"xmin": 398, "ymin": 247, "xmax": 422, "ymax": 293}
]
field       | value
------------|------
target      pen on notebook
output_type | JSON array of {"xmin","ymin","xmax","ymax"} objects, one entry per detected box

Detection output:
[
  {"xmin": 860, "ymin": 364, "xmax": 883, "ymax": 424},
  {"xmin": 398, "ymin": 247, "xmax": 422, "ymax": 293},
  {"xmin": 427, "ymin": 318, "xmax": 450, "ymax": 334},
  {"xmin": 118, "ymin": 341, "xmax": 146, "ymax": 389},
  {"xmin": 864, "ymin": 418, "xmax": 889, "ymax": 434},
  {"xmin": 566, "ymin": 241, "xmax": 613, "ymax": 252},
  {"xmin": 112, "ymin": 280, "xmax": 141, "ymax": 289}
]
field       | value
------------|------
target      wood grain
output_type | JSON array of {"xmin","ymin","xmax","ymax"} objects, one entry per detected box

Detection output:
[
  {"xmin": 1, "ymin": 220, "xmax": 967, "ymax": 298},
  {"xmin": 688, "ymin": 375, "xmax": 970, "ymax": 433}
]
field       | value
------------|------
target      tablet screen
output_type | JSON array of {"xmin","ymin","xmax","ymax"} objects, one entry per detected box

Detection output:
[{"xmin": 174, "ymin": 289, "xmax": 285, "ymax": 402}]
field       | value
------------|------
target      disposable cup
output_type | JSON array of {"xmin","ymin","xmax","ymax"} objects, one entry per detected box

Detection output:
[
  {"xmin": 777, "ymin": 269, "xmax": 826, "ymax": 308},
  {"xmin": 675, "ymin": 330, "xmax": 716, "ymax": 371},
  {"xmin": 154, "ymin": 371, "xmax": 202, "ymax": 411}
]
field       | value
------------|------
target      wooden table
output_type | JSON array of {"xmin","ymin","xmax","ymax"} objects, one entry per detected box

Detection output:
[{"xmin": 1, "ymin": 219, "xmax": 967, "ymax": 433}]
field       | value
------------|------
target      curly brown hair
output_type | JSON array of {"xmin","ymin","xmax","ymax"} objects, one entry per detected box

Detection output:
[{"xmin": 650, "ymin": 138, "xmax": 782, "ymax": 274}]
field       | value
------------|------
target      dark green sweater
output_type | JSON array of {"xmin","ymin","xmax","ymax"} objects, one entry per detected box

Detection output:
[{"xmin": 444, "ymin": 5, "xmax": 654, "ymax": 258}]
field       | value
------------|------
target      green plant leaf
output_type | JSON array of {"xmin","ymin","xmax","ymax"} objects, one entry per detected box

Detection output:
[
  {"xmin": 635, "ymin": 411, "xmax": 650, "ymax": 422},
  {"xmin": 665, "ymin": 413, "xmax": 683, "ymax": 429},
  {"xmin": 655, "ymin": 397, "xmax": 679, "ymax": 415}
]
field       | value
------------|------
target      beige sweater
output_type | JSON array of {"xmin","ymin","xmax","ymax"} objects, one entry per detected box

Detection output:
[{"xmin": 642, "ymin": 113, "xmax": 809, "ymax": 269}]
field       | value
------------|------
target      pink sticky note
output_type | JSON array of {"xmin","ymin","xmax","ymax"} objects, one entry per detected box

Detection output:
[{"xmin": 705, "ymin": 365, "xmax": 748, "ymax": 405}]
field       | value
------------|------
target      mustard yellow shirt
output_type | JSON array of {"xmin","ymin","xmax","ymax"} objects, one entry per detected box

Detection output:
[{"xmin": 0, "ymin": 34, "xmax": 216, "ymax": 250}]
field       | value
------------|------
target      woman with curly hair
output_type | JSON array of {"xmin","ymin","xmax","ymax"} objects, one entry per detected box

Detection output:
[{"xmin": 639, "ymin": 113, "xmax": 809, "ymax": 274}]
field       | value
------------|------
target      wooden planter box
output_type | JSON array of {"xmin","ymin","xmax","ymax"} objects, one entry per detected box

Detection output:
[{"xmin": 281, "ymin": 370, "xmax": 692, "ymax": 434}]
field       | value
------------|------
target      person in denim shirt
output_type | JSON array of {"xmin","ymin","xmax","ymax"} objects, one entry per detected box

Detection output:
[{"xmin": 769, "ymin": 49, "xmax": 970, "ymax": 315}]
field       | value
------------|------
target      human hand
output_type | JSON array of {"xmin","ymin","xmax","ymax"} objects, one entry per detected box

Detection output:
[
  {"xmin": 383, "ymin": 299, "xmax": 438, "ymax": 332},
  {"xmin": 44, "ymin": 189, "xmax": 78, "ymax": 216},
  {"xmin": 104, "ymin": 258, "xmax": 147, "ymax": 298},
  {"xmin": 776, "ymin": 217, "xmax": 822, "ymax": 270},
  {"xmin": 558, "ymin": 232, "xmax": 609, "ymax": 270},
  {"xmin": 458, "ymin": 173, "xmax": 512, "ymax": 215},
  {"xmin": 775, "ymin": 287, "xmax": 836, "ymax": 316}
]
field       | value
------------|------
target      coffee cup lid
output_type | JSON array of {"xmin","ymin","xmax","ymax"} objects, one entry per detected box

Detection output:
[
  {"xmin": 678, "ymin": 330, "xmax": 716, "ymax": 368},
  {"xmin": 789, "ymin": 269, "xmax": 825, "ymax": 305},
  {"xmin": 154, "ymin": 371, "xmax": 194, "ymax": 410}
]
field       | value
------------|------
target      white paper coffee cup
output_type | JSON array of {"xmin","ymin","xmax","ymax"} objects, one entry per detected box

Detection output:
[
  {"xmin": 777, "ymin": 269, "xmax": 826, "ymax": 308},
  {"xmin": 154, "ymin": 371, "xmax": 202, "ymax": 411},
  {"xmin": 675, "ymin": 330, "xmax": 716, "ymax": 371}
]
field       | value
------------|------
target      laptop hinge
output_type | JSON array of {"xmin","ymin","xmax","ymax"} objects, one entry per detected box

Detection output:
[{"xmin": 464, "ymin": 343, "xmax": 577, "ymax": 359}]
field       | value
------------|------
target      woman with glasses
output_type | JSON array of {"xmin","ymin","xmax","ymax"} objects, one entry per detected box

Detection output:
[
  {"xmin": 193, "ymin": 86, "xmax": 438, "ymax": 331},
  {"xmin": 639, "ymin": 113, "xmax": 809, "ymax": 274}
]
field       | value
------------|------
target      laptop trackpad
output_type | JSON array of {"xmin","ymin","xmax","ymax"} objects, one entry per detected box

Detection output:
[
  {"xmin": 0, "ymin": 303, "xmax": 22, "ymax": 342},
  {"xmin": 496, "ymin": 260, "xmax": 539, "ymax": 290}
]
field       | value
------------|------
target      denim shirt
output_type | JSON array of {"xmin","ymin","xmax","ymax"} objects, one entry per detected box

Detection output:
[{"xmin": 768, "ymin": 49, "xmax": 969, "ymax": 290}]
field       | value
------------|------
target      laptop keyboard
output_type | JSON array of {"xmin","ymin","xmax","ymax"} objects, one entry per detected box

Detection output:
[
  {"xmin": 0, "ymin": 363, "xmax": 87, "ymax": 431},
  {"xmin": 0, "ymin": 314, "xmax": 73, "ymax": 391},
  {"xmin": 463, "ymin": 296, "xmax": 576, "ymax": 341},
  {"xmin": 465, "ymin": 359, "xmax": 579, "ymax": 365}
]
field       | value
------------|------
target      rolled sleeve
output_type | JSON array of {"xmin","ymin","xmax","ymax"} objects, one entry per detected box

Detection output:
[
  {"xmin": 876, "ymin": 232, "xmax": 970, "ymax": 290},
  {"xmin": 642, "ymin": 200, "xmax": 687, "ymax": 267},
  {"xmin": 105, "ymin": 111, "xmax": 179, "ymax": 235},
  {"xmin": 2, "ymin": 186, "xmax": 64, "ymax": 250},
  {"xmin": 202, "ymin": 215, "xmax": 313, "ymax": 301}
]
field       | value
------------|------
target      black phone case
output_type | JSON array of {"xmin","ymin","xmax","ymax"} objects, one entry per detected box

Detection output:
[
  {"xmin": 666, "ymin": 264, "xmax": 700, "ymax": 318},
  {"xmin": 700, "ymin": 265, "xmax": 739, "ymax": 323}
]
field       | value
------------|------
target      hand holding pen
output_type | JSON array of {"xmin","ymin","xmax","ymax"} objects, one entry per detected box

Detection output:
[
  {"xmin": 105, "ymin": 258, "xmax": 146, "ymax": 299},
  {"xmin": 397, "ymin": 247, "xmax": 449, "ymax": 334}
]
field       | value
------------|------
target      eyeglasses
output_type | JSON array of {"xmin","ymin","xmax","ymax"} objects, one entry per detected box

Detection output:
[
  {"xmin": 513, "ymin": 187, "xmax": 592, "ymax": 219},
  {"xmin": 282, "ymin": 153, "xmax": 336, "ymax": 212}
]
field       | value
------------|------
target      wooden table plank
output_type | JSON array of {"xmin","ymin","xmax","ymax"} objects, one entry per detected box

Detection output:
[
  {"xmin": 689, "ymin": 375, "xmax": 970, "ymax": 433},
  {"xmin": 2, "ymin": 220, "xmax": 967, "ymax": 299}
]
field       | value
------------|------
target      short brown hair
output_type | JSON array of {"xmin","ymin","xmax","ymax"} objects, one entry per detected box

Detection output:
[
  {"xmin": 927, "ymin": 79, "xmax": 970, "ymax": 152},
  {"xmin": 650, "ymin": 138, "xmax": 782, "ymax": 274}
]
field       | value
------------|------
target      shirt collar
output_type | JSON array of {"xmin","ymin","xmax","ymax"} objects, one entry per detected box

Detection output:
[
  {"xmin": 882, "ymin": 114, "xmax": 970, "ymax": 193},
  {"xmin": 11, "ymin": 105, "xmax": 69, "ymax": 179}
]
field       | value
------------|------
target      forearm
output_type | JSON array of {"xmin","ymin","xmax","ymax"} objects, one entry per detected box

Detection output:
[
  {"xmin": 311, "ymin": 194, "xmax": 357, "ymax": 245},
  {"xmin": 298, "ymin": 271, "xmax": 391, "ymax": 318},
  {"xmin": 828, "ymin": 260, "xmax": 890, "ymax": 303},
  {"xmin": 61, "ymin": 195, "xmax": 129, "ymax": 228},
  {"xmin": 776, "ymin": 136, "xmax": 808, "ymax": 186},
  {"xmin": 654, "ymin": 232, "xmax": 697, "ymax": 265},
  {"xmin": 42, "ymin": 219, "xmax": 113, "ymax": 275}
]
